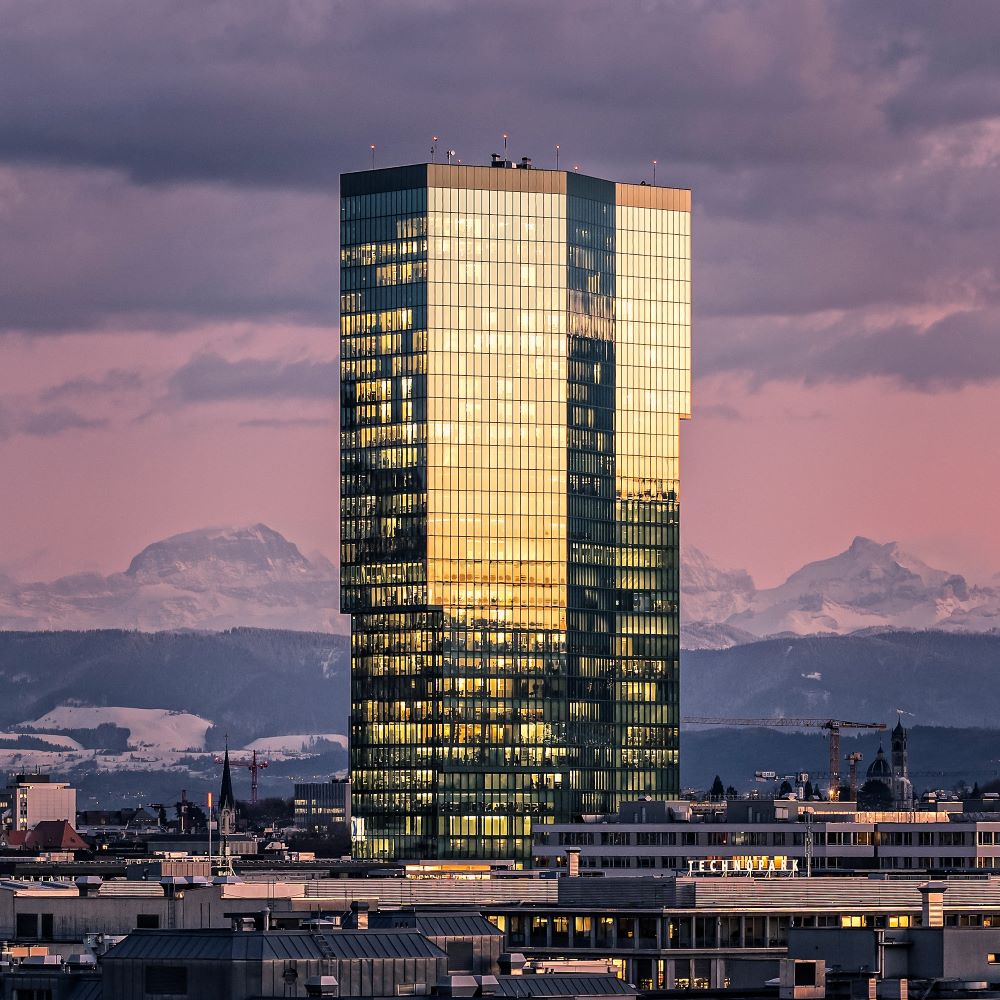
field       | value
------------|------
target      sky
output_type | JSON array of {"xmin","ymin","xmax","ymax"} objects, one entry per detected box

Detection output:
[{"xmin": 1, "ymin": 0, "xmax": 999, "ymax": 589}]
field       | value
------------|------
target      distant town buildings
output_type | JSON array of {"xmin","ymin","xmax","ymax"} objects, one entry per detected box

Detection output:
[
  {"xmin": 341, "ymin": 159, "xmax": 691, "ymax": 861},
  {"xmin": 859, "ymin": 717, "xmax": 914, "ymax": 809}
]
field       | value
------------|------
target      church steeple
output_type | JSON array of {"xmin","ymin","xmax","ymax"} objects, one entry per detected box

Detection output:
[
  {"xmin": 891, "ymin": 714, "xmax": 908, "ymax": 779},
  {"xmin": 220, "ymin": 745, "xmax": 235, "ymax": 813},
  {"xmin": 218, "ymin": 741, "xmax": 236, "ymax": 838}
]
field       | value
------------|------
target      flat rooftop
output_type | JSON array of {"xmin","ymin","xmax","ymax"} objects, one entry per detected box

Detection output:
[{"xmin": 342, "ymin": 161, "xmax": 690, "ymax": 211}]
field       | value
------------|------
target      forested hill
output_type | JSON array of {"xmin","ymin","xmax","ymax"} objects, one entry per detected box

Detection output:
[
  {"xmin": 0, "ymin": 628, "xmax": 349, "ymax": 745},
  {"xmin": 682, "ymin": 629, "xmax": 1000, "ymax": 728}
]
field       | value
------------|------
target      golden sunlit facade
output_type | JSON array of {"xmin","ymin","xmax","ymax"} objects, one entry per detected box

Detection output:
[{"xmin": 341, "ymin": 163, "xmax": 691, "ymax": 861}]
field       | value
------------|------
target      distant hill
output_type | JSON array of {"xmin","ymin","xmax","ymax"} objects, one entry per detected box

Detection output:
[
  {"xmin": 0, "ymin": 626, "xmax": 995, "ymax": 806},
  {"xmin": 0, "ymin": 524, "xmax": 348, "ymax": 634},
  {"xmin": 0, "ymin": 628, "xmax": 349, "ymax": 744},
  {"xmin": 682, "ymin": 629, "xmax": 1000, "ymax": 727},
  {"xmin": 682, "ymin": 537, "xmax": 1000, "ymax": 648}
]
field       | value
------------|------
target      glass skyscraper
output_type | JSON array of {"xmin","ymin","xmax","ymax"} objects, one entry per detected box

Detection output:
[{"xmin": 341, "ymin": 161, "xmax": 691, "ymax": 861}]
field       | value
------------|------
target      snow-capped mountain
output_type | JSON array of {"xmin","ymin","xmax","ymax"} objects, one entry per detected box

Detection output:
[
  {"xmin": 681, "ymin": 537, "xmax": 1000, "ymax": 648},
  {"xmin": 682, "ymin": 546, "xmax": 755, "ymax": 624},
  {"xmin": 0, "ymin": 524, "xmax": 348, "ymax": 633}
]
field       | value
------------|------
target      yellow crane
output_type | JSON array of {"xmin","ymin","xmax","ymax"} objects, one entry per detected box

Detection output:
[{"xmin": 682, "ymin": 717, "xmax": 888, "ymax": 801}]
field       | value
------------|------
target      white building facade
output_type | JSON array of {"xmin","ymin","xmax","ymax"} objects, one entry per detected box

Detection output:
[
  {"xmin": 531, "ymin": 800, "xmax": 1000, "ymax": 875},
  {"xmin": 0, "ymin": 775, "xmax": 76, "ymax": 832}
]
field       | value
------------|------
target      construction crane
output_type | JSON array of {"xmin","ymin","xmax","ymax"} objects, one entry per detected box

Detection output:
[
  {"xmin": 213, "ymin": 748, "xmax": 270, "ymax": 805},
  {"xmin": 682, "ymin": 717, "xmax": 887, "ymax": 801}
]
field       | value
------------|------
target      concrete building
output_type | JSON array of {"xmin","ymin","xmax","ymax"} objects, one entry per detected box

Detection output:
[
  {"xmin": 341, "ymin": 160, "xmax": 691, "ymax": 861},
  {"xmin": 294, "ymin": 778, "xmax": 351, "ymax": 832},
  {"xmin": 12, "ymin": 868, "xmax": 1000, "ymax": 992},
  {"xmin": 0, "ymin": 898, "xmax": 632, "ymax": 1000},
  {"xmin": 0, "ymin": 774, "xmax": 76, "ymax": 832},
  {"xmin": 788, "ymin": 882, "xmax": 1000, "ymax": 995},
  {"xmin": 531, "ymin": 799, "xmax": 1000, "ymax": 875}
]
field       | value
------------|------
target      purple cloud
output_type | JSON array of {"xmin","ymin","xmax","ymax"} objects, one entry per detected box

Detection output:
[{"xmin": 167, "ymin": 353, "xmax": 338, "ymax": 403}]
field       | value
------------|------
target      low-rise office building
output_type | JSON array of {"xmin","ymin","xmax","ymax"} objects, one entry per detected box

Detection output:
[
  {"xmin": 488, "ymin": 874, "xmax": 1000, "ymax": 991},
  {"xmin": 532, "ymin": 799, "xmax": 1000, "ymax": 875},
  {"xmin": 293, "ymin": 778, "xmax": 351, "ymax": 832}
]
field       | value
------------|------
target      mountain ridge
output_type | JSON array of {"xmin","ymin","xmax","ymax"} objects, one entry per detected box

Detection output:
[
  {"xmin": 682, "ymin": 536, "xmax": 1000, "ymax": 648},
  {"xmin": 1, "ymin": 523, "xmax": 997, "ymax": 646},
  {"xmin": 0, "ymin": 525, "xmax": 349, "ymax": 634}
]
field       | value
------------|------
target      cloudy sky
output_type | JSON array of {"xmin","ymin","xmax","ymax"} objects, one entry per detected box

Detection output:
[{"xmin": 2, "ymin": 0, "xmax": 999, "ymax": 587}]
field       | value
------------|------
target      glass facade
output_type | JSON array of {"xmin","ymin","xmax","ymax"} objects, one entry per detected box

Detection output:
[{"xmin": 341, "ymin": 163, "xmax": 691, "ymax": 861}]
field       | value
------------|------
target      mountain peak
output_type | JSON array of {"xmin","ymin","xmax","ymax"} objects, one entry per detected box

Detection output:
[
  {"xmin": 847, "ymin": 535, "xmax": 897, "ymax": 556},
  {"xmin": 125, "ymin": 523, "xmax": 310, "ymax": 580}
]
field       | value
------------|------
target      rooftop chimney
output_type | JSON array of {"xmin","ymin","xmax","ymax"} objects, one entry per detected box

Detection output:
[
  {"xmin": 566, "ymin": 849, "xmax": 581, "ymax": 878},
  {"xmin": 498, "ymin": 954, "xmax": 527, "ymax": 976},
  {"xmin": 75, "ymin": 876, "xmax": 103, "ymax": 898},
  {"xmin": 351, "ymin": 900, "xmax": 369, "ymax": 930},
  {"xmin": 919, "ymin": 881, "xmax": 947, "ymax": 927}
]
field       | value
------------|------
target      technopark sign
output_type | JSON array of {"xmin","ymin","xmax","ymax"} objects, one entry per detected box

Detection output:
[{"xmin": 687, "ymin": 858, "xmax": 799, "ymax": 877}]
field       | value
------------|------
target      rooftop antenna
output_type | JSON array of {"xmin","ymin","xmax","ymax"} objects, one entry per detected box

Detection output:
[
  {"xmin": 370, "ymin": 144, "xmax": 376, "ymax": 170},
  {"xmin": 446, "ymin": 148, "xmax": 456, "ymax": 164},
  {"xmin": 555, "ymin": 144, "xmax": 560, "ymax": 170},
  {"xmin": 431, "ymin": 136, "xmax": 439, "ymax": 163},
  {"xmin": 652, "ymin": 159, "xmax": 658, "ymax": 185}
]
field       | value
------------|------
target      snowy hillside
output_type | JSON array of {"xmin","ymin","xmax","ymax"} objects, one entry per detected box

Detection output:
[
  {"xmin": 24, "ymin": 706, "xmax": 213, "ymax": 752},
  {"xmin": 0, "ymin": 524, "xmax": 349, "ymax": 633}
]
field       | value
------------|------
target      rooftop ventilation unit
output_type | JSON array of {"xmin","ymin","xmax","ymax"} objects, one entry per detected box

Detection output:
[{"xmin": 306, "ymin": 976, "xmax": 340, "ymax": 997}]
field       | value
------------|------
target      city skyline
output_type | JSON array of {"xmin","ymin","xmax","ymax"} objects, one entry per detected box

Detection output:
[{"xmin": 1, "ymin": 2, "xmax": 999, "ymax": 592}]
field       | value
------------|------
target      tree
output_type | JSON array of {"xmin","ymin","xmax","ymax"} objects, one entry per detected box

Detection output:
[
  {"xmin": 726, "ymin": 785, "xmax": 738, "ymax": 800},
  {"xmin": 237, "ymin": 797, "xmax": 294, "ymax": 830},
  {"xmin": 710, "ymin": 775, "xmax": 725, "ymax": 800},
  {"xmin": 858, "ymin": 779, "xmax": 894, "ymax": 810},
  {"xmin": 778, "ymin": 780, "xmax": 793, "ymax": 797},
  {"xmin": 803, "ymin": 780, "xmax": 814, "ymax": 800},
  {"xmin": 287, "ymin": 821, "xmax": 351, "ymax": 858}
]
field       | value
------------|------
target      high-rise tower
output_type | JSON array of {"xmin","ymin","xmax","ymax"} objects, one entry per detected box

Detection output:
[{"xmin": 341, "ymin": 161, "xmax": 691, "ymax": 861}]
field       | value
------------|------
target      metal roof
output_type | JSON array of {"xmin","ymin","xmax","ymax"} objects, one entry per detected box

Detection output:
[
  {"xmin": 298, "ymin": 878, "xmax": 559, "ymax": 906},
  {"xmin": 368, "ymin": 912, "xmax": 503, "ymax": 938},
  {"xmin": 68, "ymin": 980, "xmax": 103, "ymax": 1000},
  {"xmin": 103, "ymin": 929, "xmax": 448, "ymax": 963},
  {"xmin": 497, "ymin": 975, "xmax": 636, "ymax": 997}
]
